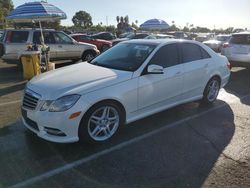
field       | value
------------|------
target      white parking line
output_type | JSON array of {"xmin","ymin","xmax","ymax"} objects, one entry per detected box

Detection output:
[
  {"xmin": 8, "ymin": 93, "xmax": 250, "ymax": 188},
  {"xmin": 0, "ymin": 100, "xmax": 21, "ymax": 107}
]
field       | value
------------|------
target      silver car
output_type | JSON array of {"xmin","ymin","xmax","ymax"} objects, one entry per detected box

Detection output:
[
  {"xmin": 203, "ymin": 34, "xmax": 231, "ymax": 52},
  {"xmin": 221, "ymin": 32, "xmax": 250, "ymax": 67},
  {"xmin": 0, "ymin": 29, "xmax": 99, "ymax": 63}
]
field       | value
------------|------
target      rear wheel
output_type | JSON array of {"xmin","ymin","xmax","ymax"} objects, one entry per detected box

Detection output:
[
  {"xmin": 79, "ymin": 102, "xmax": 123, "ymax": 143},
  {"xmin": 202, "ymin": 77, "xmax": 220, "ymax": 104},
  {"xmin": 0, "ymin": 44, "xmax": 4, "ymax": 58}
]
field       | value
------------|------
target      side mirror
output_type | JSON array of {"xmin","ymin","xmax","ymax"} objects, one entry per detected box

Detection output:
[{"xmin": 147, "ymin": 64, "xmax": 164, "ymax": 74}]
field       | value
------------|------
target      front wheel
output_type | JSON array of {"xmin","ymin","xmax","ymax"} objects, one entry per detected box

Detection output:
[
  {"xmin": 79, "ymin": 102, "xmax": 122, "ymax": 143},
  {"xmin": 82, "ymin": 51, "xmax": 95, "ymax": 62},
  {"xmin": 202, "ymin": 77, "xmax": 220, "ymax": 104},
  {"xmin": 101, "ymin": 45, "xmax": 110, "ymax": 52}
]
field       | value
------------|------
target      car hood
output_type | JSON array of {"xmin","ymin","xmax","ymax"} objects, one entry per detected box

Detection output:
[
  {"xmin": 27, "ymin": 63, "xmax": 133, "ymax": 99},
  {"xmin": 74, "ymin": 41, "xmax": 96, "ymax": 48},
  {"xmin": 112, "ymin": 38, "xmax": 129, "ymax": 43},
  {"xmin": 95, "ymin": 39, "xmax": 112, "ymax": 44},
  {"xmin": 203, "ymin": 40, "xmax": 221, "ymax": 44}
]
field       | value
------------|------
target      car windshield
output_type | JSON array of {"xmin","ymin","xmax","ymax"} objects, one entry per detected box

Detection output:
[
  {"xmin": 230, "ymin": 34, "xmax": 250, "ymax": 45},
  {"xmin": 216, "ymin": 36, "xmax": 230, "ymax": 41},
  {"xmin": 89, "ymin": 43, "xmax": 156, "ymax": 71},
  {"xmin": 126, "ymin": 33, "xmax": 135, "ymax": 39}
]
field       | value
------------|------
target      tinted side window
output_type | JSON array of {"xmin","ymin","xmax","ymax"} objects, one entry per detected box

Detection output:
[
  {"xmin": 200, "ymin": 47, "xmax": 211, "ymax": 59},
  {"xmin": 6, "ymin": 31, "xmax": 29, "ymax": 43},
  {"xmin": 149, "ymin": 44, "xmax": 179, "ymax": 68},
  {"xmin": 33, "ymin": 31, "xmax": 56, "ymax": 44},
  {"xmin": 181, "ymin": 43, "xmax": 203, "ymax": 63}
]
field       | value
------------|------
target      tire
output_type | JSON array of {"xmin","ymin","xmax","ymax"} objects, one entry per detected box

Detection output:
[
  {"xmin": 17, "ymin": 59, "xmax": 23, "ymax": 72},
  {"xmin": 0, "ymin": 44, "xmax": 4, "ymax": 58},
  {"xmin": 202, "ymin": 77, "xmax": 220, "ymax": 104},
  {"xmin": 101, "ymin": 45, "xmax": 110, "ymax": 52},
  {"xmin": 79, "ymin": 102, "xmax": 123, "ymax": 144},
  {"xmin": 82, "ymin": 51, "xmax": 95, "ymax": 62}
]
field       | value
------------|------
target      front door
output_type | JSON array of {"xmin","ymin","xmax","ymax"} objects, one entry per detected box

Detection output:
[
  {"xmin": 53, "ymin": 32, "xmax": 79, "ymax": 59},
  {"xmin": 138, "ymin": 44, "xmax": 184, "ymax": 112}
]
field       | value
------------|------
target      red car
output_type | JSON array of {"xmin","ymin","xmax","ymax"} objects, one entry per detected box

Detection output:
[{"xmin": 70, "ymin": 34, "xmax": 112, "ymax": 52}]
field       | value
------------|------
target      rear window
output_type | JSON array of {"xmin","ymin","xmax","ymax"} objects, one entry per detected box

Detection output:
[
  {"xmin": 5, "ymin": 31, "xmax": 29, "ymax": 43},
  {"xmin": 230, "ymin": 34, "xmax": 250, "ymax": 45},
  {"xmin": 33, "ymin": 31, "xmax": 56, "ymax": 44}
]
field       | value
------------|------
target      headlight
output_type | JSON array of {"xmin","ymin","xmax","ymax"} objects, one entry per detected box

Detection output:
[{"xmin": 40, "ymin": 94, "xmax": 80, "ymax": 112}]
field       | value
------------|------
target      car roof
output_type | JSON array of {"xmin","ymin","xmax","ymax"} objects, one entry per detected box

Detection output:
[
  {"xmin": 232, "ymin": 31, "xmax": 250, "ymax": 35},
  {"xmin": 70, "ymin": 33, "xmax": 87, "ymax": 36},
  {"xmin": 3, "ymin": 28, "xmax": 55, "ymax": 31},
  {"xmin": 123, "ymin": 39, "xmax": 200, "ymax": 46}
]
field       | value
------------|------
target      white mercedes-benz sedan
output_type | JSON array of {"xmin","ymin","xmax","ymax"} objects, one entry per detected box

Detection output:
[{"xmin": 21, "ymin": 39, "xmax": 231, "ymax": 143}]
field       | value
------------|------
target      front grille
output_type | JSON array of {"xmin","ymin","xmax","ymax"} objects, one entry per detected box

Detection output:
[
  {"xmin": 22, "ymin": 89, "xmax": 40, "ymax": 110},
  {"xmin": 21, "ymin": 108, "xmax": 39, "ymax": 131}
]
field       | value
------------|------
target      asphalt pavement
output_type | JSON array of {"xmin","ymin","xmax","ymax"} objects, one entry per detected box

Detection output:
[{"xmin": 0, "ymin": 59, "xmax": 249, "ymax": 188}]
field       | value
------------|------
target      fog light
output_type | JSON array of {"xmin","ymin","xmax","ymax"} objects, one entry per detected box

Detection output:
[{"xmin": 44, "ymin": 127, "xmax": 66, "ymax": 136}]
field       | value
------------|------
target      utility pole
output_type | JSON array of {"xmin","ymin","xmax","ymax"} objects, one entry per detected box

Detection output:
[{"xmin": 106, "ymin": 16, "xmax": 108, "ymax": 26}]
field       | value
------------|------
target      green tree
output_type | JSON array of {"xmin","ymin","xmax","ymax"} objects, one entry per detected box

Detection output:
[
  {"xmin": 116, "ymin": 16, "xmax": 120, "ymax": 23},
  {"xmin": 124, "ymin": 15, "xmax": 129, "ymax": 24},
  {"xmin": 0, "ymin": 0, "xmax": 14, "ymax": 29},
  {"xmin": 183, "ymin": 26, "xmax": 189, "ymax": 32},
  {"xmin": 72, "ymin": 11, "xmax": 93, "ymax": 28}
]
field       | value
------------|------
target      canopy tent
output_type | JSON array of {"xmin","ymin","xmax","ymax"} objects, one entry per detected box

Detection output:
[
  {"xmin": 7, "ymin": 1, "xmax": 67, "ymax": 45},
  {"xmin": 140, "ymin": 19, "xmax": 170, "ymax": 30}
]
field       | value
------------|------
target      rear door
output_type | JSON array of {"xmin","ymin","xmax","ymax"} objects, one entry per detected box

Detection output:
[
  {"xmin": 32, "ymin": 31, "xmax": 57, "ymax": 59},
  {"xmin": 4, "ymin": 30, "xmax": 29, "ymax": 59},
  {"xmin": 180, "ymin": 43, "xmax": 211, "ymax": 99}
]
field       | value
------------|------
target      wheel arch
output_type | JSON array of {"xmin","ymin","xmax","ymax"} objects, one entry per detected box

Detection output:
[
  {"xmin": 82, "ymin": 49, "xmax": 97, "ymax": 58},
  {"xmin": 79, "ymin": 98, "xmax": 127, "ymax": 127},
  {"xmin": 203, "ymin": 74, "xmax": 222, "ymax": 95}
]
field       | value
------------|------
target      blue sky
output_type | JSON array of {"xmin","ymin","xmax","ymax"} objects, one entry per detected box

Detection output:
[{"xmin": 12, "ymin": 0, "xmax": 250, "ymax": 29}]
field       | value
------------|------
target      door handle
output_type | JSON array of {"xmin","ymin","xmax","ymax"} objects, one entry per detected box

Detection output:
[
  {"xmin": 58, "ymin": 45, "xmax": 62, "ymax": 48},
  {"xmin": 204, "ymin": 64, "xmax": 208, "ymax": 68},
  {"xmin": 175, "ymin": 71, "xmax": 181, "ymax": 75}
]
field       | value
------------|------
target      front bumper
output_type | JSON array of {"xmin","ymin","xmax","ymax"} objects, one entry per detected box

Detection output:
[
  {"xmin": 223, "ymin": 53, "xmax": 250, "ymax": 64},
  {"xmin": 22, "ymin": 107, "xmax": 81, "ymax": 143}
]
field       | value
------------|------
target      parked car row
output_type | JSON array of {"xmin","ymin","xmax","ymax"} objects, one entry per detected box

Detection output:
[
  {"xmin": 203, "ymin": 34, "xmax": 231, "ymax": 52},
  {"xmin": 70, "ymin": 33, "xmax": 112, "ymax": 52}
]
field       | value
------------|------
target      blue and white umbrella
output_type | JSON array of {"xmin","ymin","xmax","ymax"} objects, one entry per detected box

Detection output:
[
  {"xmin": 7, "ymin": 1, "xmax": 67, "ymax": 22},
  {"xmin": 140, "ymin": 19, "xmax": 170, "ymax": 30},
  {"xmin": 7, "ymin": 1, "xmax": 67, "ymax": 45}
]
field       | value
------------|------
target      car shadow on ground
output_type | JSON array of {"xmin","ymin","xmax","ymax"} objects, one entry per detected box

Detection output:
[
  {"xmin": 0, "ymin": 100, "xmax": 235, "ymax": 187},
  {"xmin": 0, "ymin": 82, "xmax": 26, "ymax": 97},
  {"xmin": 224, "ymin": 67, "xmax": 250, "ymax": 106}
]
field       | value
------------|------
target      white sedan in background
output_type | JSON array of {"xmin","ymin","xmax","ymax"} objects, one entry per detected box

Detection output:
[{"xmin": 22, "ymin": 39, "xmax": 231, "ymax": 143}]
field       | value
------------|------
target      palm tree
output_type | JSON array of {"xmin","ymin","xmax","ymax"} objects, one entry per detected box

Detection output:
[
  {"xmin": 124, "ymin": 15, "xmax": 129, "ymax": 24},
  {"xmin": 120, "ymin": 16, "xmax": 124, "ymax": 23},
  {"xmin": 116, "ymin": 16, "xmax": 120, "ymax": 23}
]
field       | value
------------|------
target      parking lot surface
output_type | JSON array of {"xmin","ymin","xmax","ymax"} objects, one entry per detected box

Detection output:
[{"xmin": 0, "ymin": 59, "xmax": 249, "ymax": 188}]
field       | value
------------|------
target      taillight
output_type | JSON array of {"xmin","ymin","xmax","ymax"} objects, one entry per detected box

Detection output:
[
  {"xmin": 227, "ymin": 61, "xmax": 232, "ymax": 70},
  {"xmin": 223, "ymin": 43, "xmax": 230, "ymax": 48}
]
